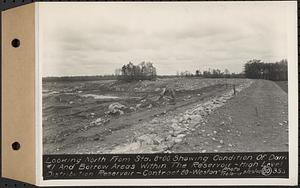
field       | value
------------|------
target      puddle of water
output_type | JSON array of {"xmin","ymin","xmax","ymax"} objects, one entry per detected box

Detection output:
[
  {"xmin": 81, "ymin": 94, "xmax": 119, "ymax": 99},
  {"xmin": 43, "ymin": 90, "xmax": 59, "ymax": 96}
]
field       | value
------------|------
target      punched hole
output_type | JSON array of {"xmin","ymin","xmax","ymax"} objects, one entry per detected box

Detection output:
[
  {"xmin": 12, "ymin": 142, "xmax": 20, "ymax": 150},
  {"xmin": 11, "ymin": 38, "xmax": 20, "ymax": 48}
]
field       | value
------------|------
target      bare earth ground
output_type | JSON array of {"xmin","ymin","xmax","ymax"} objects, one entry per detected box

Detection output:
[
  {"xmin": 275, "ymin": 81, "xmax": 288, "ymax": 93},
  {"xmin": 42, "ymin": 78, "xmax": 288, "ymax": 154},
  {"xmin": 172, "ymin": 80, "xmax": 288, "ymax": 153}
]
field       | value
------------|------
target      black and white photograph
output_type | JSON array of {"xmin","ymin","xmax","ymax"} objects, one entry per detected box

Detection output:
[{"xmin": 41, "ymin": 2, "xmax": 292, "ymax": 155}]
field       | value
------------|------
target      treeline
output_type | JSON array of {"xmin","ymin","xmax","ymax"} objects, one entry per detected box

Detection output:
[
  {"xmin": 43, "ymin": 59, "xmax": 287, "ymax": 82},
  {"xmin": 43, "ymin": 75, "xmax": 117, "ymax": 82},
  {"xmin": 244, "ymin": 59, "xmax": 287, "ymax": 81},
  {"xmin": 178, "ymin": 69, "xmax": 244, "ymax": 78},
  {"xmin": 116, "ymin": 61, "xmax": 157, "ymax": 81}
]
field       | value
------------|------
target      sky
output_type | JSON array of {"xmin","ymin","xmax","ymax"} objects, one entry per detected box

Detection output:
[{"xmin": 39, "ymin": 2, "xmax": 293, "ymax": 76}]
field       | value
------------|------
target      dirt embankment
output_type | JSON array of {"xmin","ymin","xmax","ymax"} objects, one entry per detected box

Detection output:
[
  {"xmin": 43, "ymin": 78, "xmax": 288, "ymax": 154},
  {"xmin": 107, "ymin": 80, "xmax": 253, "ymax": 154},
  {"xmin": 172, "ymin": 80, "xmax": 288, "ymax": 153}
]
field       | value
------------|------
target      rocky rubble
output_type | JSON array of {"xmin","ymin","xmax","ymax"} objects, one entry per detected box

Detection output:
[
  {"xmin": 107, "ymin": 102, "xmax": 127, "ymax": 115},
  {"xmin": 110, "ymin": 80, "xmax": 254, "ymax": 153},
  {"xmin": 80, "ymin": 117, "xmax": 110, "ymax": 131}
]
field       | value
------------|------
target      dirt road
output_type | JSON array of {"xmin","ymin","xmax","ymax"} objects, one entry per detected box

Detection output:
[
  {"xmin": 43, "ymin": 79, "xmax": 288, "ymax": 154},
  {"xmin": 173, "ymin": 79, "xmax": 288, "ymax": 153}
]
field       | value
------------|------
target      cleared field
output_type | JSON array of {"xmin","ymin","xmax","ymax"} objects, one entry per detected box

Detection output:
[{"xmin": 42, "ymin": 78, "xmax": 287, "ymax": 154}]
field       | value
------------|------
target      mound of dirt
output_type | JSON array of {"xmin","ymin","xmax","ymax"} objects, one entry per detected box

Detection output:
[{"xmin": 108, "ymin": 80, "xmax": 254, "ymax": 153}]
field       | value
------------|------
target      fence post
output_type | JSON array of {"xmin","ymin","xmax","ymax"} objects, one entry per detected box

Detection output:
[{"xmin": 233, "ymin": 85, "xmax": 236, "ymax": 95}]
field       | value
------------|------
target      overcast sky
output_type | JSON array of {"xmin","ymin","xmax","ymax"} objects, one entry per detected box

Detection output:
[{"xmin": 39, "ymin": 2, "xmax": 292, "ymax": 76}]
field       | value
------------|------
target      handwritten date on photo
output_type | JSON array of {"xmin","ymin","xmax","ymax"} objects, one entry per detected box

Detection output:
[{"xmin": 43, "ymin": 152, "xmax": 288, "ymax": 179}]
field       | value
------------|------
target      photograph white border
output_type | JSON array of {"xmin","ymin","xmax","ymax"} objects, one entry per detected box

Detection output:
[{"xmin": 35, "ymin": 1, "xmax": 298, "ymax": 186}]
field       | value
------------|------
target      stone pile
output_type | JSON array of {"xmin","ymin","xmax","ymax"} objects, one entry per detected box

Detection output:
[
  {"xmin": 110, "ymin": 80, "xmax": 253, "ymax": 153},
  {"xmin": 107, "ymin": 102, "xmax": 127, "ymax": 115}
]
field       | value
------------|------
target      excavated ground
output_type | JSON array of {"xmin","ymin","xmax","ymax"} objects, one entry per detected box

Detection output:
[{"xmin": 42, "ymin": 78, "xmax": 288, "ymax": 154}]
